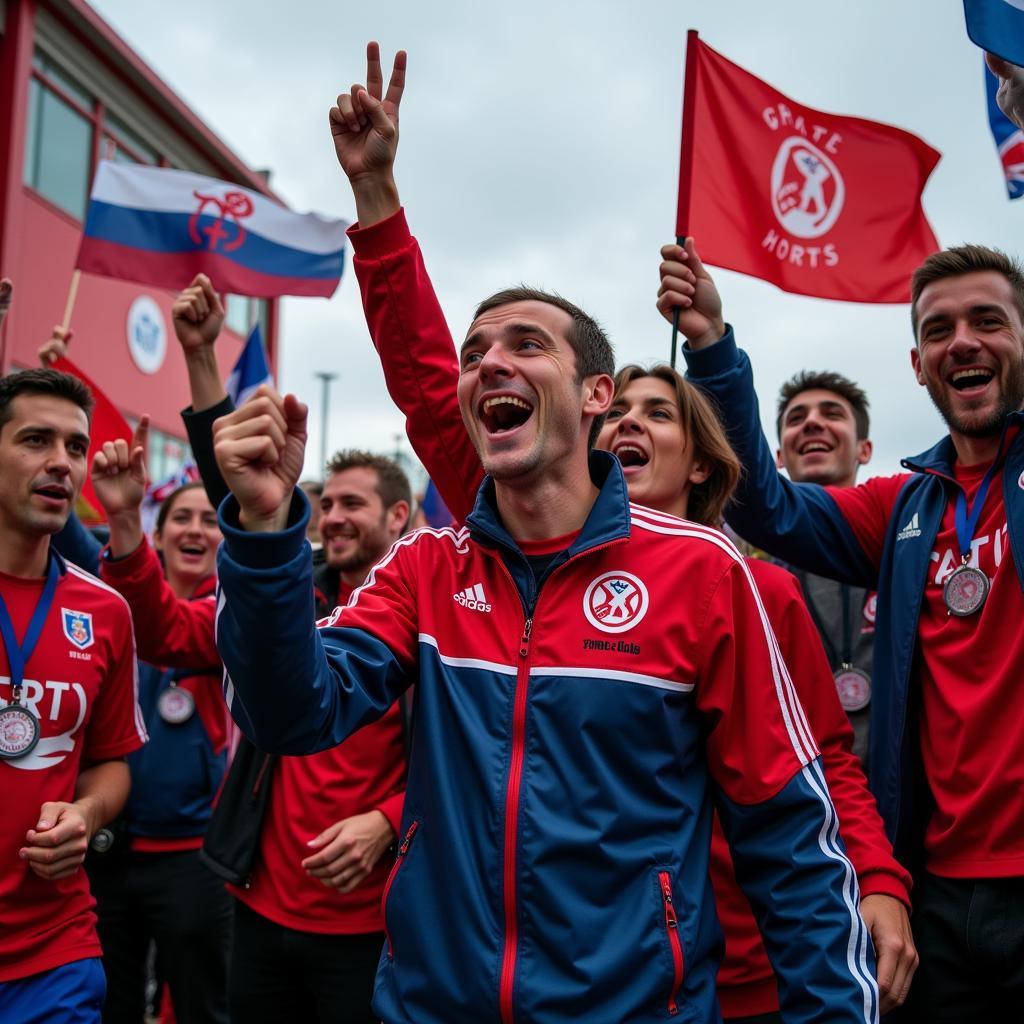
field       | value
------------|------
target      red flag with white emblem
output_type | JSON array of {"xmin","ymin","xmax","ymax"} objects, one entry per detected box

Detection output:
[{"xmin": 677, "ymin": 33, "xmax": 941, "ymax": 303}]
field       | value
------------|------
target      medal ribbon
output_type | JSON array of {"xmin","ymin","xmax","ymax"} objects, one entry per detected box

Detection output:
[
  {"xmin": 0, "ymin": 555, "xmax": 60, "ymax": 702},
  {"xmin": 953, "ymin": 444, "xmax": 1008, "ymax": 563}
]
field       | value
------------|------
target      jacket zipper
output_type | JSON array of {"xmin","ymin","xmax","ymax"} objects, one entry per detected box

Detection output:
[
  {"xmin": 493, "ymin": 538, "xmax": 624, "ymax": 1024},
  {"xmin": 382, "ymin": 819, "xmax": 419, "ymax": 958},
  {"xmin": 498, "ymin": 614, "xmax": 533, "ymax": 1024},
  {"xmin": 658, "ymin": 871, "xmax": 684, "ymax": 1015}
]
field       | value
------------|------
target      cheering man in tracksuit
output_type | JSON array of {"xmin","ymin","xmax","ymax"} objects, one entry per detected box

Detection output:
[{"xmin": 208, "ymin": 54, "xmax": 880, "ymax": 1019}]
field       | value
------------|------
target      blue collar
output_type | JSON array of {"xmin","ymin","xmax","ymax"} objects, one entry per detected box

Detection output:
[
  {"xmin": 465, "ymin": 450, "xmax": 632, "ymax": 557},
  {"xmin": 901, "ymin": 409, "xmax": 1024, "ymax": 476}
]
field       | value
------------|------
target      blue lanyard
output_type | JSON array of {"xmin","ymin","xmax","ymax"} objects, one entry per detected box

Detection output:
[
  {"xmin": 953, "ymin": 431, "xmax": 1010, "ymax": 562},
  {"xmin": 0, "ymin": 555, "xmax": 59, "ymax": 700}
]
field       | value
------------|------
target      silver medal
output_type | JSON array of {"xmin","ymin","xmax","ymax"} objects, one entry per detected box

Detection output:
[
  {"xmin": 943, "ymin": 564, "xmax": 989, "ymax": 617},
  {"xmin": 158, "ymin": 686, "xmax": 195, "ymax": 724},
  {"xmin": 0, "ymin": 702, "xmax": 41, "ymax": 759},
  {"xmin": 833, "ymin": 666, "xmax": 871, "ymax": 713}
]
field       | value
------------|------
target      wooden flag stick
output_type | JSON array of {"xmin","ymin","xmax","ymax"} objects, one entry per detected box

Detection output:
[{"xmin": 61, "ymin": 270, "xmax": 81, "ymax": 334}]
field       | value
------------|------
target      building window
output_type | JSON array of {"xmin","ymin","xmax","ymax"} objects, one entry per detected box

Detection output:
[
  {"xmin": 103, "ymin": 112, "xmax": 159, "ymax": 166},
  {"xmin": 146, "ymin": 425, "xmax": 190, "ymax": 484},
  {"xmin": 23, "ymin": 61, "xmax": 94, "ymax": 219},
  {"xmin": 225, "ymin": 294, "xmax": 268, "ymax": 338}
]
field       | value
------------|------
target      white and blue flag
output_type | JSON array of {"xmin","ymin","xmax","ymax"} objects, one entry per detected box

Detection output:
[
  {"xmin": 226, "ymin": 324, "xmax": 274, "ymax": 407},
  {"xmin": 965, "ymin": 0, "xmax": 1024, "ymax": 67}
]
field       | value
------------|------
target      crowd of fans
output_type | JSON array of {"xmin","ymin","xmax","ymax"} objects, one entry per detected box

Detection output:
[{"xmin": 1, "ymin": 39, "xmax": 1023, "ymax": 1024}]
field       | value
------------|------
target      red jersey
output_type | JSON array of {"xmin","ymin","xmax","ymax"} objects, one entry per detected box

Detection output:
[
  {"xmin": 230, "ymin": 580, "xmax": 406, "ymax": 934},
  {"xmin": 0, "ymin": 556, "xmax": 145, "ymax": 981},
  {"xmin": 916, "ymin": 457, "xmax": 1024, "ymax": 877}
]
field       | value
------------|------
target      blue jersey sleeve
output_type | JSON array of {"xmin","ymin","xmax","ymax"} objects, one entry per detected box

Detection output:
[
  {"xmin": 684, "ymin": 329, "xmax": 877, "ymax": 587},
  {"xmin": 719, "ymin": 757, "xmax": 879, "ymax": 1024},
  {"xmin": 52, "ymin": 510, "xmax": 102, "ymax": 574},
  {"xmin": 215, "ymin": 488, "xmax": 412, "ymax": 754}
]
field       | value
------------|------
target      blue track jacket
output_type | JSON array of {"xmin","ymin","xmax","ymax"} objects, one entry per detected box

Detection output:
[{"xmin": 215, "ymin": 454, "xmax": 878, "ymax": 1023}]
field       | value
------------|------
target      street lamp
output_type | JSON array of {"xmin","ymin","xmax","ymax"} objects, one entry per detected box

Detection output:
[{"xmin": 314, "ymin": 371, "xmax": 337, "ymax": 477}]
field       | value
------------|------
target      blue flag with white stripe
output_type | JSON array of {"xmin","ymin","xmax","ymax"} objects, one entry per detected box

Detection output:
[
  {"xmin": 985, "ymin": 61, "xmax": 1024, "ymax": 198},
  {"xmin": 965, "ymin": 0, "xmax": 1024, "ymax": 66},
  {"xmin": 225, "ymin": 324, "xmax": 273, "ymax": 406}
]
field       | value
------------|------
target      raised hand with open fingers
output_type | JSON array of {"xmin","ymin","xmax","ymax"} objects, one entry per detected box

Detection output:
[
  {"xmin": 213, "ymin": 386, "xmax": 308, "ymax": 532},
  {"xmin": 330, "ymin": 41, "xmax": 407, "ymax": 183}
]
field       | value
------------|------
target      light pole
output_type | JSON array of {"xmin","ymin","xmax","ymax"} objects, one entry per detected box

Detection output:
[{"xmin": 315, "ymin": 371, "xmax": 337, "ymax": 477}]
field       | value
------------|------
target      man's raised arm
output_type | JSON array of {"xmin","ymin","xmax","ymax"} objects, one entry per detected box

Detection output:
[
  {"xmin": 658, "ymin": 241, "xmax": 881, "ymax": 587},
  {"xmin": 212, "ymin": 388, "xmax": 413, "ymax": 754},
  {"xmin": 332, "ymin": 43, "xmax": 482, "ymax": 521}
]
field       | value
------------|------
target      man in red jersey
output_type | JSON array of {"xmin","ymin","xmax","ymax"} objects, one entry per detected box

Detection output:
[
  {"xmin": 156, "ymin": 277, "xmax": 410, "ymax": 1024},
  {"xmin": 0, "ymin": 368, "xmax": 145, "ymax": 1024},
  {"xmin": 664, "ymin": 238, "xmax": 1024, "ymax": 1021}
]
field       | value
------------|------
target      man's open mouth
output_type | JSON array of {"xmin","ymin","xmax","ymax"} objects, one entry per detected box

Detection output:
[
  {"xmin": 949, "ymin": 368, "xmax": 995, "ymax": 392},
  {"xmin": 34, "ymin": 484, "xmax": 70, "ymax": 502},
  {"xmin": 179, "ymin": 544, "xmax": 206, "ymax": 557},
  {"xmin": 480, "ymin": 395, "xmax": 534, "ymax": 434},
  {"xmin": 798, "ymin": 442, "xmax": 833, "ymax": 455},
  {"xmin": 614, "ymin": 444, "xmax": 649, "ymax": 468}
]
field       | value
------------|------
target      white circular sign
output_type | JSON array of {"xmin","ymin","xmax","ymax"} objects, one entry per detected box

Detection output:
[
  {"xmin": 126, "ymin": 296, "xmax": 167, "ymax": 375},
  {"xmin": 770, "ymin": 136, "xmax": 845, "ymax": 239},
  {"xmin": 583, "ymin": 571, "xmax": 650, "ymax": 634}
]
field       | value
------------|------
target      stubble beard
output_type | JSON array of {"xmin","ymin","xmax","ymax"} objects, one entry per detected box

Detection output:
[{"xmin": 927, "ymin": 358, "xmax": 1024, "ymax": 438}]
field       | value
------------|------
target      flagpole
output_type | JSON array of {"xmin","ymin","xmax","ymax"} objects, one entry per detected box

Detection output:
[
  {"xmin": 62, "ymin": 270, "xmax": 81, "ymax": 334},
  {"xmin": 671, "ymin": 29, "xmax": 699, "ymax": 369}
]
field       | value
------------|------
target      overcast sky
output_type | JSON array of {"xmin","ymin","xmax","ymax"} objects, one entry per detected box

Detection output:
[{"xmin": 90, "ymin": 0, "xmax": 1023, "ymax": 482}]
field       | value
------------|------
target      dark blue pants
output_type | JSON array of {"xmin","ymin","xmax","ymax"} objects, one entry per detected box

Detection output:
[{"xmin": 0, "ymin": 958, "xmax": 105, "ymax": 1024}]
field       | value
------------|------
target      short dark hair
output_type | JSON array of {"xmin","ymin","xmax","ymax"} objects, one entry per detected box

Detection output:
[
  {"xmin": 472, "ymin": 286, "xmax": 616, "ymax": 447},
  {"xmin": 613, "ymin": 364, "xmax": 741, "ymax": 527},
  {"xmin": 910, "ymin": 244, "xmax": 1024, "ymax": 337},
  {"xmin": 325, "ymin": 450, "xmax": 412, "ymax": 525},
  {"xmin": 776, "ymin": 370, "xmax": 870, "ymax": 441},
  {"xmin": 0, "ymin": 368, "xmax": 94, "ymax": 434},
  {"xmin": 155, "ymin": 481, "xmax": 210, "ymax": 534}
]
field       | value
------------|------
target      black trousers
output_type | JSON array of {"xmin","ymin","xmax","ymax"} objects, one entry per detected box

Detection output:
[
  {"xmin": 228, "ymin": 898, "xmax": 383, "ymax": 1024},
  {"xmin": 899, "ymin": 872, "xmax": 1024, "ymax": 1022},
  {"xmin": 87, "ymin": 848, "xmax": 231, "ymax": 1024}
]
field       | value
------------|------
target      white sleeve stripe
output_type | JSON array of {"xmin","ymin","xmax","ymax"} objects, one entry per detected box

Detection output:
[
  {"xmin": 630, "ymin": 514, "xmax": 818, "ymax": 763},
  {"xmin": 804, "ymin": 759, "xmax": 880, "ymax": 1023}
]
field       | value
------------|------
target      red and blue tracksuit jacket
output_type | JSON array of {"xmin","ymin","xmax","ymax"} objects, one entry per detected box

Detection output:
[
  {"xmin": 683, "ymin": 329, "xmax": 1024, "ymax": 867},
  {"xmin": 215, "ymin": 454, "xmax": 878, "ymax": 1024}
]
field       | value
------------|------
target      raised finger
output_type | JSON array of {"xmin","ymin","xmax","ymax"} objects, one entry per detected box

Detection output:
[
  {"xmin": 385, "ymin": 50, "xmax": 407, "ymax": 110},
  {"xmin": 366, "ymin": 40, "xmax": 383, "ymax": 99}
]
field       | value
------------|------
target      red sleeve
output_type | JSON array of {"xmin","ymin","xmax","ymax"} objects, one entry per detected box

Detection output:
[
  {"xmin": 99, "ymin": 541, "xmax": 219, "ymax": 669},
  {"xmin": 694, "ymin": 558, "xmax": 819, "ymax": 804},
  {"xmin": 749, "ymin": 560, "xmax": 912, "ymax": 905},
  {"xmin": 375, "ymin": 789, "xmax": 406, "ymax": 837},
  {"xmin": 349, "ymin": 209, "xmax": 484, "ymax": 523},
  {"xmin": 82, "ymin": 592, "xmax": 147, "ymax": 761},
  {"xmin": 824, "ymin": 473, "xmax": 911, "ymax": 571}
]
